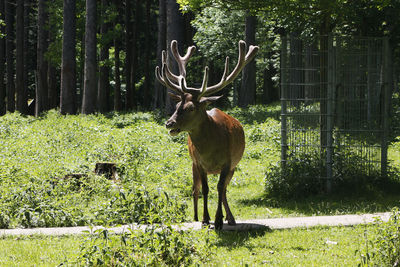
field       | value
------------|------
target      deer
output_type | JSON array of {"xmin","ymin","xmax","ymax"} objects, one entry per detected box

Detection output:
[{"xmin": 155, "ymin": 40, "xmax": 258, "ymax": 230}]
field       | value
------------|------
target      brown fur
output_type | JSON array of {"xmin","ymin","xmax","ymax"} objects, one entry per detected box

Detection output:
[{"xmin": 166, "ymin": 95, "xmax": 245, "ymax": 229}]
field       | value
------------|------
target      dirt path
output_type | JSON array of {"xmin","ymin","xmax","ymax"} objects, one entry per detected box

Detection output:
[{"xmin": 0, "ymin": 212, "xmax": 391, "ymax": 236}]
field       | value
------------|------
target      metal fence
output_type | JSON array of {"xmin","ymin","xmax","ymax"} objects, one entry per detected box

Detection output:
[{"xmin": 280, "ymin": 35, "xmax": 391, "ymax": 192}]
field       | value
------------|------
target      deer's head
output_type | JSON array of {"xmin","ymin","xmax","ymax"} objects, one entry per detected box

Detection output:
[{"xmin": 155, "ymin": 40, "xmax": 258, "ymax": 136}]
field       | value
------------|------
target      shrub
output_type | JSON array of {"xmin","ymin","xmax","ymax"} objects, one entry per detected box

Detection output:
[
  {"xmin": 265, "ymin": 150, "xmax": 396, "ymax": 199},
  {"xmin": 265, "ymin": 153, "xmax": 324, "ymax": 199},
  {"xmin": 357, "ymin": 208, "xmax": 400, "ymax": 266},
  {"xmin": 72, "ymin": 226, "xmax": 217, "ymax": 266}
]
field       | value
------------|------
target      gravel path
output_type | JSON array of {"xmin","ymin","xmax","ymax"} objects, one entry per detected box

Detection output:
[{"xmin": 0, "ymin": 212, "xmax": 391, "ymax": 236}]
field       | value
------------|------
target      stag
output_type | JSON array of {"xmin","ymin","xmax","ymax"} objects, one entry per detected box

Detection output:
[{"xmin": 155, "ymin": 40, "xmax": 258, "ymax": 229}]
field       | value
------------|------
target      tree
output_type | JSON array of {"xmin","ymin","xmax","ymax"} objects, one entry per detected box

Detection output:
[
  {"xmin": 0, "ymin": 0, "xmax": 5, "ymax": 115},
  {"xmin": 142, "ymin": 0, "xmax": 152, "ymax": 109},
  {"xmin": 36, "ymin": 0, "xmax": 49, "ymax": 116},
  {"xmin": 82, "ymin": 0, "xmax": 97, "ymax": 114},
  {"xmin": 5, "ymin": 0, "xmax": 15, "ymax": 112},
  {"xmin": 113, "ymin": 0, "xmax": 123, "ymax": 111},
  {"xmin": 114, "ymin": 39, "xmax": 122, "ymax": 111},
  {"xmin": 128, "ymin": 0, "xmax": 139, "ymax": 110},
  {"xmin": 23, "ymin": 0, "xmax": 31, "ymax": 115},
  {"xmin": 238, "ymin": 14, "xmax": 256, "ymax": 107},
  {"xmin": 60, "ymin": 0, "xmax": 77, "ymax": 115},
  {"xmin": 97, "ymin": 0, "xmax": 111, "ymax": 112},
  {"xmin": 191, "ymin": 6, "xmax": 245, "ymax": 106},
  {"xmin": 15, "ymin": 0, "xmax": 27, "ymax": 114},
  {"xmin": 153, "ymin": 0, "xmax": 167, "ymax": 109},
  {"xmin": 47, "ymin": 29, "xmax": 58, "ymax": 110},
  {"xmin": 124, "ymin": 0, "xmax": 133, "ymax": 110},
  {"xmin": 165, "ymin": 0, "xmax": 186, "ymax": 114}
]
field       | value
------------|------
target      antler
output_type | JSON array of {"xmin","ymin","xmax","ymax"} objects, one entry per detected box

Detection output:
[
  {"xmin": 155, "ymin": 40, "xmax": 259, "ymax": 99},
  {"xmin": 198, "ymin": 41, "xmax": 259, "ymax": 99}
]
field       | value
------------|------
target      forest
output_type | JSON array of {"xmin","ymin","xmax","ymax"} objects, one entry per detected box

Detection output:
[{"xmin": 0, "ymin": 0, "xmax": 399, "ymax": 116}]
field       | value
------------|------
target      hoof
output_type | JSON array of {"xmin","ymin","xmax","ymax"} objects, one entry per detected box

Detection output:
[
  {"xmin": 214, "ymin": 217, "xmax": 224, "ymax": 230},
  {"xmin": 202, "ymin": 220, "xmax": 210, "ymax": 226},
  {"xmin": 226, "ymin": 215, "xmax": 236, "ymax": 226},
  {"xmin": 227, "ymin": 219, "xmax": 236, "ymax": 226}
]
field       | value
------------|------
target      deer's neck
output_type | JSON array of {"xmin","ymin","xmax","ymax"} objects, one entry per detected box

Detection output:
[{"xmin": 188, "ymin": 110, "xmax": 214, "ymax": 146}]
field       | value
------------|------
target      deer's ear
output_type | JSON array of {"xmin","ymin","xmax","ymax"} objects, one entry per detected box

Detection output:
[
  {"xmin": 199, "ymin": 95, "xmax": 223, "ymax": 106},
  {"xmin": 168, "ymin": 92, "xmax": 182, "ymax": 103}
]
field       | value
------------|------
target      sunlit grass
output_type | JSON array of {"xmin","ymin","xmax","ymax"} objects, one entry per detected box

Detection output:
[{"xmin": 0, "ymin": 224, "xmax": 374, "ymax": 266}]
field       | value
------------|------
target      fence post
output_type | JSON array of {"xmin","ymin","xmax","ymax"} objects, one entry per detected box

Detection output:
[
  {"xmin": 381, "ymin": 37, "xmax": 391, "ymax": 177},
  {"xmin": 281, "ymin": 35, "xmax": 288, "ymax": 170},
  {"xmin": 326, "ymin": 35, "xmax": 334, "ymax": 193}
]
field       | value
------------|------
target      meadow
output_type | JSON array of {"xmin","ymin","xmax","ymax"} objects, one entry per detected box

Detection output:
[{"xmin": 1, "ymin": 104, "xmax": 400, "ymax": 265}]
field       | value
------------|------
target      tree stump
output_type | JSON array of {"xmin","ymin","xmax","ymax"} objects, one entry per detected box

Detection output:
[{"xmin": 95, "ymin": 162, "xmax": 118, "ymax": 181}]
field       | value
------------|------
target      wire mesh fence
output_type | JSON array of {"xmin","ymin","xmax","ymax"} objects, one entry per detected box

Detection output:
[{"xmin": 280, "ymin": 35, "xmax": 391, "ymax": 192}]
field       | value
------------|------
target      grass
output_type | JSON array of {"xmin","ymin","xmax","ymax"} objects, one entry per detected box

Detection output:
[
  {"xmin": 0, "ymin": 224, "xmax": 376, "ymax": 266},
  {"xmin": 0, "ymin": 235, "xmax": 81, "ymax": 266},
  {"xmin": 1, "ymin": 103, "xmax": 400, "ymax": 265},
  {"xmin": 214, "ymin": 225, "xmax": 370, "ymax": 266},
  {"xmin": 1, "ymin": 104, "xmax": 400, "ymax": 228}
]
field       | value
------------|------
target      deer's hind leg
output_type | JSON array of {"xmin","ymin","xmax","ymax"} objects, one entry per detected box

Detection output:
[{"xmin": 222, "ymin": 169, "xmax": 236, "ymax": 225}]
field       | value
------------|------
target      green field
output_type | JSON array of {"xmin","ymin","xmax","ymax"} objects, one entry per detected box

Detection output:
[
  {"xmin": 0, "ymin": 225, "xmax": 376, "ymax": 266},
  {"xmin": 1, "ymin": 104, "xmax": 400, "ymax": 265}
]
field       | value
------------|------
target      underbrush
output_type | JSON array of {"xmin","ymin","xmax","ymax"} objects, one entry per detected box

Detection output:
[
  {"xmin": 265, "ymin": 149, "xmax": 400, "ymax": 199},
  {"xmin": 357, "ymin": 208, "xmax": 400, "ymax": 266},
  {"xmin": 71, "ymin": 226, "xmax": 216, "ymax": 266},
  {"xmin": 0, "ymin": 105, "xmax": 282, "ymax": 228},
  {"xmin": 1, "ymin": 103, "xmax": 400, "ymax": 229},
  {"xmin": 0, "ymin": 110, "xmax": 191, "ymax": 228}
]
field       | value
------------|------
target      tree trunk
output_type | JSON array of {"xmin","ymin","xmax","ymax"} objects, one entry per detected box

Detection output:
[
  {"xmin": 82, "ymin": 0, "xmax": 97, "ymax": 114},
  {"xmin": 166, "ymin": 0, "xmax": 185, "ymax": 114},
  {"xmin": 48, "ymin": 28, "xmax": 58, "ymax": 110},
  {"xmin": 114, "ymin": 39, "xmax": 122, "ymax": 111},
  {"xmin": 79, "ymin": 27, "xmax": 85, "ymax": 106},
  {"xmin": 128, "ymin": 0, "xmax": 139, "ymax": 110},
  {"xmin": 16, "ymin": 0, "xmax": 27, "ymax": 114},
  {"xmin": 60, "ymin": 0, "xmax": 77, "ymax": 115},
  {"xmin": 142, "ymin": 0, "xmax": 151, "ymax": 109},
  {"xmin": 153, "ymin": 0, "xmax": 166, "ymax": 109},
  {"xmin": 24, "ymin": 1, "xmax": 31, "ymax": 115},
  {"xmin": 0, "ymin": 0, "xmax": 5, "ymax": 115},
  {"xmin": 48, "ymin": 64, "xmax": 57, "ymax": 109},
  {"xmin": 124, "ymin": 0, "xmax": 133, "ymax": 110},
  {"xmin": 36, "ymin": 0, "xmax": 49, "ymax": 116},
  {"xmin": 239, "ymin": 14, "xmax": 256, "ymax": 108},
  {"xmin": 97, "ymin": 0, "xmax": 110, "ymax": 112},
  {"xmin": 5, "ymin": 0, "xmax": 15, "ymax": 112},
  {"xmin": 262, "ymin": 54, "xmax": 278, "ymax": 104}
]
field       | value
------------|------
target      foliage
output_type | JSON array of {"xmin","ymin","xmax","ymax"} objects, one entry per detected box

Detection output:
[
  {"xmin": 265, "ymin": 153, "xmax": 325, "ymax": 199},
  {"xmin": 191, "ymin": 7, "xmax": 280, "ymax": 105},
  {"xmin": 73, "ymin": 226, "xmax": 216, "ymax": 266},
  {"xmin": 357, "ymin": 208, "xmax": 400, "ymax": 266},
  {"xmin": 1, "ymin": 104, "xmax": 400, "ymax": 230},
  {"xmin": 0, "ymin": 111, "xmax": 189, "ymax": 228},
  {"xmin": 265, "ymin": 149, "xmax": 400, "ymax": 199},
  {"xmin": 180, "ymin": 0, "xmax": 400, "ymax": 39},
  {"xmin": 191, "ymin": 6, "xmax": 245, "ymax": 61}
]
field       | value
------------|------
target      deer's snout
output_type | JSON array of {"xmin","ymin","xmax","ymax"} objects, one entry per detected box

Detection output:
[{"xmin": 165, "ymin": 119, "xmax": 176, "ymax": 129}]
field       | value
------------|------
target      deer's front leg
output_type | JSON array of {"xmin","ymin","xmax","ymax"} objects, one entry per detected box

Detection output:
[
  {"xmin": 201, "ymin": 173, "xmax": 210, "ymax": 225},
  {"xmin": 192, "ymin": 164, "xmax": 202, "ymax": 222},
  {"xmin": 215, "ymin": 166, "xmax": 230, "ymax": 230},
  {"xmin": 193, "ymin": 164, "xmax": 210, "ymax": 225}
]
